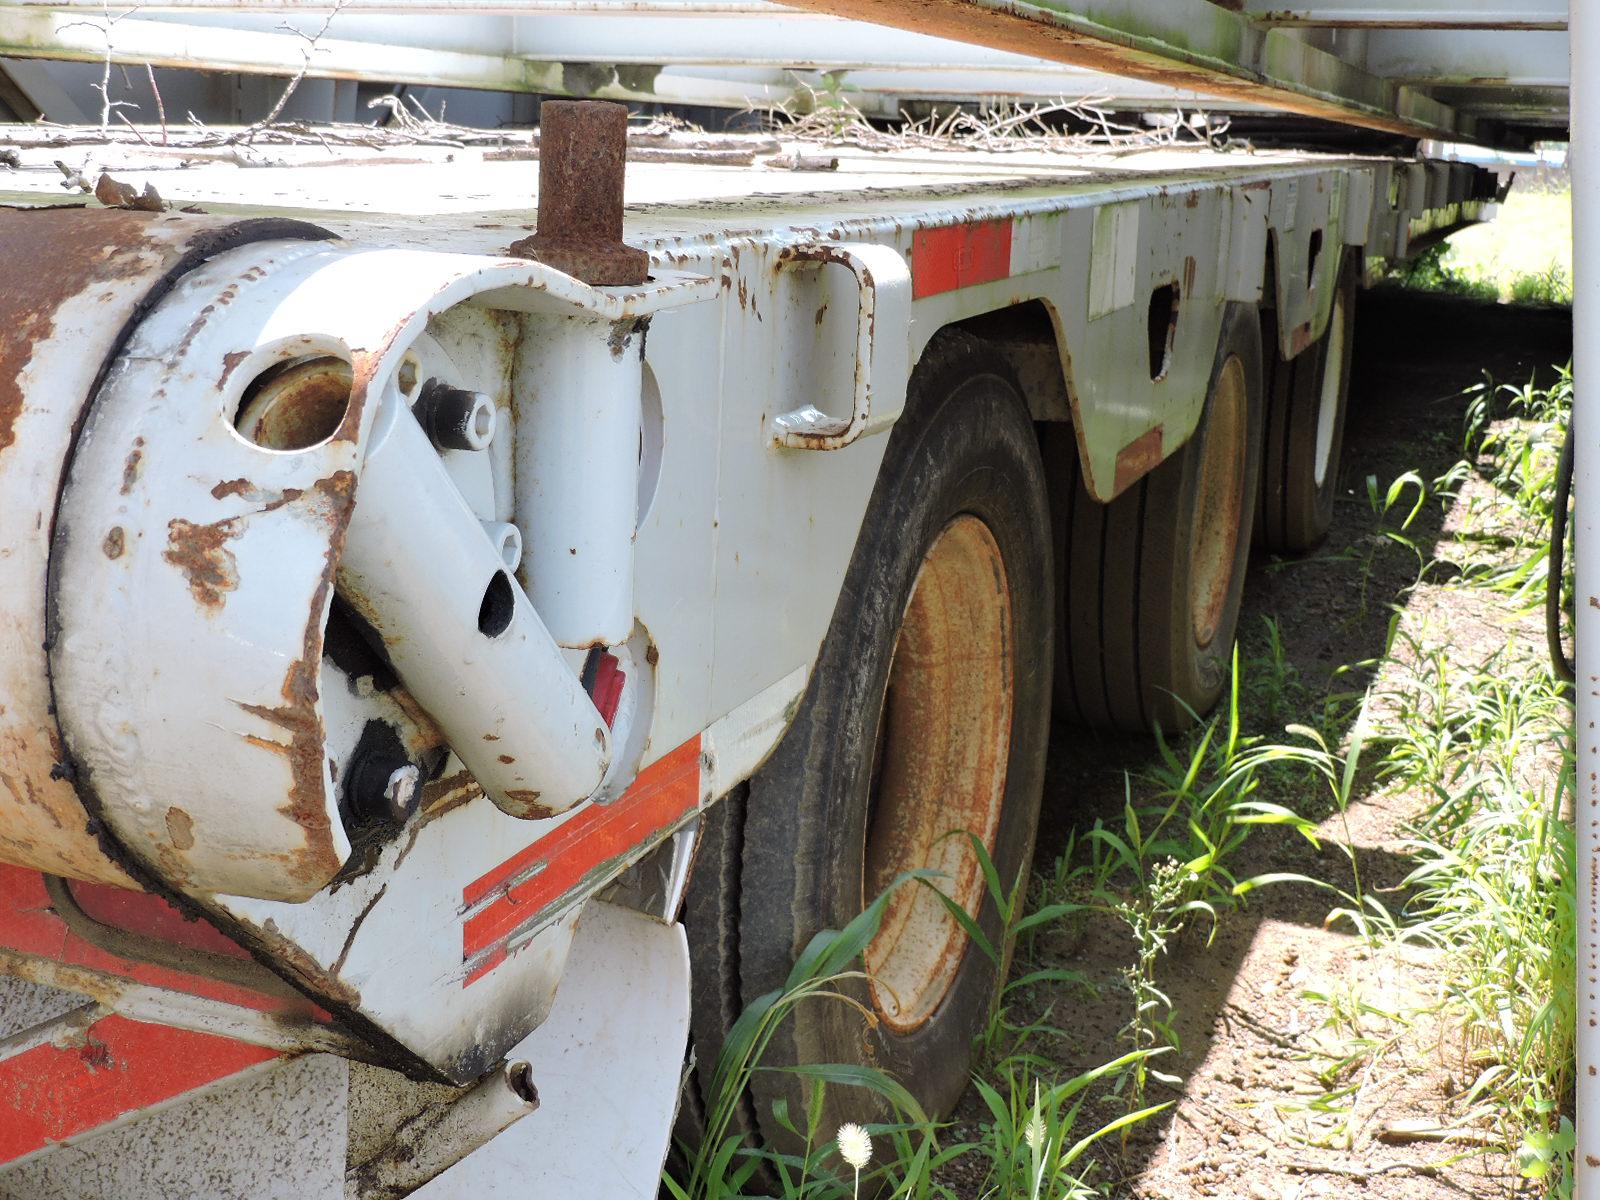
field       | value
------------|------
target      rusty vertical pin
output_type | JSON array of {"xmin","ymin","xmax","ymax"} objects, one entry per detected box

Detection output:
[{"xmin": 509, "ymin": 100, "xmax": 649, "ymax": 286}]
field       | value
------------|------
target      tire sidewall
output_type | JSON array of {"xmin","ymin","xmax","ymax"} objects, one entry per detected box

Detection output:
[
  {"xmin": 1292, "ymin": 254, "xmax": 1358, "ymax": 543},
  {"xmin": 1146, "ymin": 302, "xmax": 1265, "ymax": 727},
  {"xmin": 739, "ymin": 335, "xmax": 1053, "ymax": 1139}
]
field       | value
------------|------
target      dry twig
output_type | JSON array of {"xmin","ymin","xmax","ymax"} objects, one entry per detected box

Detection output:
[
  {"xmin": 56, "ymin": 4, "xmax": 138, "ymax": 134},
  {"xmin": 228, "ymin": 1, "xmax": 347, "ymax": 147},
  {"xmin": 145, "ymin": 64, "xmax": 166, "ymax": 146},
  {"xmin": 764, "ymin": 88, "xmax": 1236, "ymax": 158}
]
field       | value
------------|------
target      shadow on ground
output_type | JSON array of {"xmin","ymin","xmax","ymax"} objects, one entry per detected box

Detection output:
[{"xmin": 1019, "ymin": 288, "xmax": 1573, "ymax": 1195}]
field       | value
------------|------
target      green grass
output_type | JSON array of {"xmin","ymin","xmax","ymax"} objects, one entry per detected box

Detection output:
[
  {"xmin": 1444, "ymin": 189, "xmax": 1572, "ymax": 304},
  {"xmin": 670, "ymin": 339, "xmax": 1577, "ymax": 1197},
  {"xmin": 1448, "ymin": 364, "xmax": 1573, "ymax": 605},
  {"xmin": 1404, "ymin": 369, "xmax": 1576, "ymax": 1192},
  {"xmin": 1390, "ymin": 188, "xmax": 1572, "ymax": 306},
  {"xmin": 1384, "ymin": 646, "xmax": 1574, "ymax": 1191},
  {"xmin": 1278, "ymin": 365, "xmax": 1577, "ymax": 1194},
  {"xmin": 1067, "ymin": 662, "xmax": 1342, "ymax": 1109},
  {"xmin": 664, "ymin": 860, "xmax": 1167, "ymax": 1199}
]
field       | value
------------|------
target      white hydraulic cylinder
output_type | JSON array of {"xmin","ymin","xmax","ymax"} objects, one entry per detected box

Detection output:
[
  {"xmin": 340, "ymin": 393, "xmax": 611, "ymax": 819},
  {"xmin": 515, "ymin": 315, "xmax": 642, "ymax": 649}
]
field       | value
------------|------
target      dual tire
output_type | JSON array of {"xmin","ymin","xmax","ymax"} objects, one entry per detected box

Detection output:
[
  {"xmin": 1258, "ymin": 254, "xmax": 1359, "ymax": 553},
  {"xmin": 683, "ymin": 279, "xmax": 1350, "ymax": 1142},
  {"xmin": 1046, "ymin": 302, "xmax": 1266, "ymax": 734}
]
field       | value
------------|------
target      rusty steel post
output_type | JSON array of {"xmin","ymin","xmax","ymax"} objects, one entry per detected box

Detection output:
[{"xmin": 509, "ymin": 100, "xmax": 649, "ymax": 286}]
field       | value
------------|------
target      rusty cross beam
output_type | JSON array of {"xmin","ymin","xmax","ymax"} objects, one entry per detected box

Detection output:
[{"xmin": 775, "ymin": 0, "xmax": 1478, "ymax": 143}]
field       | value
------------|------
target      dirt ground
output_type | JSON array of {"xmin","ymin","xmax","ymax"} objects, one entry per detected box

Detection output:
[{"xmin": 1005, "ymin": 289, "xmax": 1574, "ymax": 1200}]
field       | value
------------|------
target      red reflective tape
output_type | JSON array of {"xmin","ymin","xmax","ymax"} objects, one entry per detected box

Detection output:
[
  {"xmin": 463, "ymin": 944, "xmax": 507, "ymax": 987},
  {"xmin": 590, "ymin": 653, "xmax": 626, "ymax": 729},
  {"xmin": 911, "ymin": 220, "xmax": 1013, "ymax": 299},
  {"xmin": 462, "ymin": 735, "xmax": 702, "ymax": 968},
  {"xmin": 0, "ymin": 865, "xmax": 324, "ymax": 1017},
  {"xmin": 0, "ymin": 1013, "xmax": 276, "ymax": 1164},
  {"xmin": 72, "ymin": 880, "xmax": 253, "ymax": 960}
]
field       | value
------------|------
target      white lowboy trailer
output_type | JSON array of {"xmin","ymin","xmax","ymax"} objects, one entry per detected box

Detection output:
[{"xmin": 0, "ymin": 3, "xmax": 1576, "ymax": 1197}]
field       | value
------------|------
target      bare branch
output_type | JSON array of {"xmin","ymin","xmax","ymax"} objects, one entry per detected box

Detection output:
[
  {"xmin": 145, "ymin": 63, "xmax": 166, "ymax": 146},
  {"xmin": 114, "ymin": 111, "xmax": 150, "ymax": 147},
  {"xmin": 228, "ymin": 0, "xmax": 347, "ymax": 146}
]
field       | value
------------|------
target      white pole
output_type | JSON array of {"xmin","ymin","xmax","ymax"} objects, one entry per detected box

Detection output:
[{"xmin": 1571, "ymin": 0, "xmax": 1598, "ymax": 1191}]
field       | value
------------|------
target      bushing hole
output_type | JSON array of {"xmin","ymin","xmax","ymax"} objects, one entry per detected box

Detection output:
[
  {"xmin": 235, "ymin": 356, "xmax": 353, "ymax": 450},
  {"xmin": 1146, "ymin": 283, "xmax": 1180, "ymax": 381},
  {"xmin": 478, "ymin": 570, "xmax": 516, "ymax": 638}
]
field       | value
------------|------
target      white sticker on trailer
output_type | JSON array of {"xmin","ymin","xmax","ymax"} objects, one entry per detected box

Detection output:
[
  {"xmin": 1009, "ymin": 212, "xmax": 1059, "ymax": 278},
  {"xmin": 1087, "ymin": 203, "xmax": 1139, "ymax": 320}
]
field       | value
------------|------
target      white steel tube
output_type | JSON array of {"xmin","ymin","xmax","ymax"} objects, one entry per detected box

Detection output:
[
  {"xmin": 1571, "ymin": 0, "xmax": 1595, "ymax": 1187},
  {"xmin": 341, "ymin": 394, "xmax": 610, "ymax": 818},
  {"xmin": 515, "ymin": 315, "xmax": 642, "ymax": 649}
]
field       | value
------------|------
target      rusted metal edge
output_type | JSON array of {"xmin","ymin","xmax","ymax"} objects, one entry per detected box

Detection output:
[
  {"xmin": 0, "ymin": 949, "xmax": 366, "ymax": 1057},
  {"xmin": 32, "ymin": 214, "xmax": 335, "ymax": 880},
  {"xmin": 778, "ymin": 0, "xmax": 1476, "ymax": 144}
]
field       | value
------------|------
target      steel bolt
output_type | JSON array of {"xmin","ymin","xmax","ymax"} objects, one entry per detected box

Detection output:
[
  {"xmin": 380, "ymin": 765, "xmax": 422, "ymax": 823},
  {"xmin": 508, "ymin": 100, "xmax": 650, "ymax": 286},
  {"xmin": 415, "ymin": 382, "xmax": 497, "ymax": 452},
  {"xmin": 349, "ymin": 751, "xmax": 422, "ymax": 826}
]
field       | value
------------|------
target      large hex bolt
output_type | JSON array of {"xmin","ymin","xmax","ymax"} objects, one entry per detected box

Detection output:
[
  {"xmin": 508, "ymin": 100, "xmax": 649, "ymax": 286},
  {"xmin": 414, "ymin": 380, "xmax": 497, "ymax": 452}
]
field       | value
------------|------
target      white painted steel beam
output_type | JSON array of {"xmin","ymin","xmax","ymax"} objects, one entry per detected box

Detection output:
[
  {"xmin": 0, "ymin": 10, "xmax": 817, "ymax": 111},
  {"xmin": 0, "ymin": 0, "xmax": 822, "ymax": 8},
  {"xmin": 1241, "ymin": 0, "xmax": 1565, "ymax": 30},
  {"xmin": 1361, "ymin": 29, "xmax": 1568, "ymax": 86},
  {"xmin": 0, "ymin": 6, "xmax": 1246, "ymax": 110},
  {"xmin": 0, "ymin": 0, "xmax": 1571, "ymax": 143},
  {"xmin": 1570, "ymin": 0, "xmax": 1595, "ymax": 1190}
]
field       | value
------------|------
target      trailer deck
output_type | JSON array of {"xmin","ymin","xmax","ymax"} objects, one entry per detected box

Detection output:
[
  {"xmin": 0, "ymin": 1, "xmax": 1580, "ymax": 1196},
  {"xmin": 0, "ymin": 131, "xmax": 1469, "ymax": 217}
]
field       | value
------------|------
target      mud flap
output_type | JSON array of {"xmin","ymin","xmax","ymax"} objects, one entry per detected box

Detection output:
[{"xmin": 414, "ymin": 901, "xmax": 690, "ymax": 1199}]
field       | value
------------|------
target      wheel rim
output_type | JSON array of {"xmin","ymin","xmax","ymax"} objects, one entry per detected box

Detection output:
[
  {"xmin": 862, "ymin": 515, "xmax": 1014, "ymax": 1034},
  {"xmin": 1313, "ymin": 289, "xmax": 1348, "ymax": 488},
  {"xmin": 1189, "ymin": 355, "xmax": 1248, "ymax": 650}
]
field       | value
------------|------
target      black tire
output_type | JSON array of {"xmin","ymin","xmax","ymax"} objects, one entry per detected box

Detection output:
[
  {"xmin": 677, "ymin": 782, "xmax": 759, "ymax": 1152},
  {"xmin": 1257, "ymin": 254, "xmax": 1358, "ymax": 553},
  {"xmin": 681, "ymin": 330, "xmax": 1054, "ymax": 1153},
  {"xmin": 1046, "ymin": 301, "xmax": 1265, "ymax": 734}
]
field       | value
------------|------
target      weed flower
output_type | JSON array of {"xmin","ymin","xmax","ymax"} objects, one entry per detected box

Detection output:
[
  {"xmin": 1025, "ymin": 1110, "xmax": 1046, "ymax": 1152},
  {"xmin": 836, "ymin": 1122, "xmax": 872, "ymax": 1170},
  {"xmin": 1025, "ymin": 1083, "xmax": 1046, "ymax": 1152}
]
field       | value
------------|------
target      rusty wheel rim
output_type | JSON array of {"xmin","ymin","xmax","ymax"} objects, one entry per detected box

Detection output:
[
  {"xmin": 862, "ymin": 515, "xmax": 1014, "ymax": 1034},
  {"xmin": 1189, "ymin": 355, "xmax": 1247, "ymax": 650}
]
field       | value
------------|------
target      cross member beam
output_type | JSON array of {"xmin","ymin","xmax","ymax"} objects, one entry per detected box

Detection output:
[{"xmin": 777, "ymin": 0, "xmax": 1475, "ymax": 143}]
